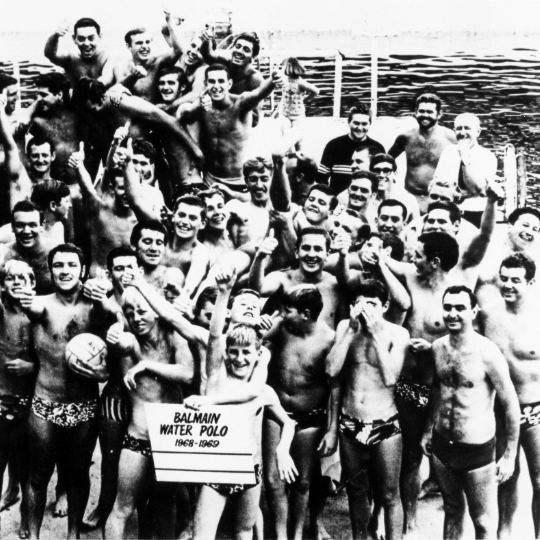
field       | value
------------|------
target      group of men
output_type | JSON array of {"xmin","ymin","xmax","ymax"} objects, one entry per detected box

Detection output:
[{"xmin": 0, "ymin": 10, "xmax": 539, "ymax": 540}]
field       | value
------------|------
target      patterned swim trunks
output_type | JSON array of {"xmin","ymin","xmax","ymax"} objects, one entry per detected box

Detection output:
[
  {"xmin": 122, "ymin": 432, "xmax": 152, "ymax": 458},
  {"xmin": 286, "ymin": 408, "xmax": 327, "ymax": 431},
  {"xmin": 31, "ymin": 396, "xmax": 99, "ymax": 429},
  {"xmin": 207, "ymin": 463, "xmax": 263, "ymax": 496},
  {"xmin": 520, "ymin": 400, "xmax": 540, "ymax": 432},
  {"xmin": 339, "ymin": 411, "xmax": 401, "ymax": 446},
  {"xmin": 0, "ymin": 394, "xmax": 31, "ymax": 421},
  {"xmin": 395, "ymin": 377, "xmax": 430, "ymax": 410}
]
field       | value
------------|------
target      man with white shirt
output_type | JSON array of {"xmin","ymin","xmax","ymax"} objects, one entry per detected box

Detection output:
[{"xmin": 433, "ymin": 113, "xmax": 497, "ymax": 228}]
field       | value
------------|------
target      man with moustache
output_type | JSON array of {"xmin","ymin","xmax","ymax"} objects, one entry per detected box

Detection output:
[
  {"xmin": 434, "ymin": 112, "xmax": 497, "ymax": 228},
  {"xmin": 19, "ymin": 244, "xmax": 109, "ymax": 539},
  {"xmin": 388, "ymin": 92, "xmax": 456, "ymax": 213},
  {"xmin": 44, "ymin": 18, "xmax": 112, "ymax": 86},
  {"xmin": 318, "ymin": 104, "xmax": 384, "ymax": 194}
]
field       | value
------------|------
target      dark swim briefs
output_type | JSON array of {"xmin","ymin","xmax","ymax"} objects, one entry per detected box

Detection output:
[
  {"xmin": 395, "ymin": 377, "xmax": 430, "ymax": 410},
  {"xmin": 431, "ymin": 429, "xmax": 495, "ymax": 472},
  {"xmin": 207, "ymin": 463, "xmax": 263, "ymax": 496},
  {"xmin": 520, "ymin": 400, "xmax": 540, "ymax": 432},
  {"xmin": 286, "ymin": 407, "xmax": 327, "ymax": 431},
  {"xmin": 339, "ymin": 411, "xmax": 401, "ymax": 446},
  {"xmin": 122, "ymin": 432, "xmax": 152, "ymax": 458}
]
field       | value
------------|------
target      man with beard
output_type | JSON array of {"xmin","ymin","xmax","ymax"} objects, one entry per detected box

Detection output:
[
  {"xmin": 434, "ymin": 112, "xmax": 497, "ymax": 228},
  {"xmin": 336, "ymin": 171, "xmax": 379, "ymax": 228},
  {"xmin": 44, "ymin": 18, "xmax": 112, "ymax": 86},
  {"xmin": 476, "ymin": 207, "xmax": 540, "ymax": 307},
  {"xmin": 479, "ymin": 254, "xmax": 540, "ymax": 539},
  {"xmin": 178, "ymin": 64, "xmax": 279, "ymax": 193},
  {"xmin": 0, "ymin": 201, "xmax": 61, "ymax": 295},
  {"xmin": 317, "ymin": 104, "xmax": 384, "ymax": 194},
  {"xmin": 263, "ymin": 285, "xmax": 335, "ymax": 540},
  {"xmin": 388, "ymin": 92, "xmax": 456, "ymax": 214},
  {"xmin": 28, "ymin": 73, "xmax": 84, "ymax": 191},
  {"xmin": 249, "ymin": 227, "xmax": 345, "ymax": 329},
  {"xmin": 111, "ymin": 16, "xmax": 184, "ymax": 104},
  {"xmin": 421, "ymin": 286, "xmax": 519, "ymax": 540},
  {"xmin": 18, "ymin": 244, "xmax": 109, "ymax": 539},
  {"xmin": 68, "ymin": 146, "xmax": 137, "ymax": 277}
]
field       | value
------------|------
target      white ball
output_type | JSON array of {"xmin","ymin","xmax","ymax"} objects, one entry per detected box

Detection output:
[{"xmin": 65, "ymin": 333, "xmax": 108, "ymax": 375}]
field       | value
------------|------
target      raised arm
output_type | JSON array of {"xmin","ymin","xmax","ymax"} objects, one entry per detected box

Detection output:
[
  {"xmin": 378, "ymin": 253, "xmax": 411, "ymax": 313},
  {"xmin": 334, "ymin": 233, "xmax": 361, "ymax": 291},
  {"xmin": 18, "ymin": 290, "xmax": 46, "ymax": 321},
  {"xmin": 459, "ymin": 145, "xmax": 498, "ymax": 198},
  {"xmin": 182, "ymin": 243, "xmax": 210, "ymax": 299},
  {"xmin": 460, "ymin": 183, "xmax": 502, "ymax": 270},
  {"xmin": 200, "ymin": 29, "xmax": 230, "ymax": 64},
  {"xmin": 298, "ymin": 78, "xmax": 319, "ymax": 99},
  {"xmin": 270, "ymin": 151, "xmax": 292, "ymax": 212},
  {"xmin": 238, "ymin": 72, "xmax": 279, "ymax": 115},
  {"xmin": 325, "ymin": 319, "xmax": 356, "ymax": 379},
  {"xmin": 248, "ymin": 231, "xmax": 283, "ymax": 296},
  {"xmin": 68, "ymin": 143, "xmax": 105, "ymax": 210},
  {"xmin": 388, "ymin": 133, "xmax": 407, "ymax": 159},
  {"xmin": 44, "ymin": 21, "xmax": 71, "ymax": 67}
]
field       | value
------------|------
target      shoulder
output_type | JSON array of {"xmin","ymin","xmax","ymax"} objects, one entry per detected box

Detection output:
[
  {"xmin": 432, "ymin": 335, "xmax": 448, "ymax": 353},
  {"xmin": 389, "ymin": 322, "xmax": 410, "ymax": 342},
  {"xmin": 321, "ymin": 271, "xmax": 338, "ymax": 286}
]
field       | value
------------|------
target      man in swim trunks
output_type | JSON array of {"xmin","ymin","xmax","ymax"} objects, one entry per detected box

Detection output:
[
  {"xmin": 421, "ymin": 285, "xmax": 520, "ymax": 539},
  {"xmin": 18, "ymin": 244, "xmax": 109, "ymax": 539},
  {"xmin": 479, "ymin": 254, "xmax": 540, "ymax": 538},
  {"xmin": 388, "ymin": 92, "xmax": 456, "ymax": 214},
  {"xmin": 263, "ymin": 285, "xmax": 335, "ymax": 540},
  {"xmin": 326, "ymin": 280, "xmax": 409, "ymax": 540}
]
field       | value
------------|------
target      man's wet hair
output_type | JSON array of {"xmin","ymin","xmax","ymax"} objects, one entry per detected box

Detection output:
[
  {"xmin": 415, "ymin": 89, "xmax": 442, "ymax": 113},
  {"xmin": 198, "ymin": 187, "xmax": 226, "ymax": 204},
  {"xmin": 132, "ymin": 139, "xmax": 156, "ymax": 164},
  {"xmin": 296, "ymin": 226, "xmax": 331, "ymax": 251},
  {"xmin": 367, "ymin": 232, "xmax": 405, "ymax": 262},
  {"xmin": 500, "ymin": 252, "xmax": 536, "ymax": 282},
  {"xmin": 48, "ymin": 243, "xmax": 86, "ymax": 273},
  {"xmin": 31, "ymin": 180, "xmax": 70, "ymax": 212},
  {"xmin": 173, "ymin": 195, "xmax": 207, "ymax": 221},
  {"xmin": 355, "ymin": 278, "xmax": 388, "ymax": 305},
  {"xmin": 125, "ymin": 27, "xmax": 147, "ymax": 46},
  {"xmin": 0, "ymin": 72, "xmax": 17, "ymax": 92},
  {"xmin": 233, "ymin": 32, "xmax": 261, "ymax": 58},
  {"xmin": 106, "ymin": 246, "xmax": 138, "ymax": 272},
  {"xmin": 418, "ymin": 232, "xmax": 460, "ymax": 271},
  {"xmin": 370, "ymin": 153, "xmax": 397, "ymax": 172},
  {"xmin": 348, "ymin": 103, "xmax": 372, "ymax": 122},
  {"xmin": 35, "ymin": 72, "xmax": 70, "ymax": 102},
  {"xmin": 443, "ymin": 285, "xmax": 478, "ymax": 309},
  {"xmin": 205, "ymin": 63, "xmax": 231, "ymax": 81},
  {"xmin": 426, "ymin": 201, "xmax": 461, "ymax": 224},
  {"xmin": 243, "ymin": 156, "xmax": 273, "ymax": 178},
  {"xmin": 73, "ymin": 77, "xmax": 106, "ymax": 106},
  {"xmin": 194, "ymin": 286, "xmax": 219, "ymax": 315},
  {"xmin": 157, "ymin": 66, "xmax": 187, "ymax": 89},
  {"xmin": 508, "ymin": 207, "xmax": 540, "ymax": 226},
  {"xmin": 351, "ymin": 170, "xmax": 378, "ymax": 194},
  {"xmin": 287, "ymin": 152, "xmax": 318, "ymax": 184},
  {"xmin": 307, "ymin": 184, "xmax": 338, "ymax": 211},
  {"xmin": 74, "ymin": 18, "xmax": 101, "ymax": 36},
  {"xmin": 12, "ymin": 200, "xmax": 43, "ymax": 224},
  {"xmin": 0, "ymin": 260, "xmax": 35, "ymax": 287},
  {"xmin": 26, "ymin": 135, "xmax": 55, "ymax": 155},
  {"xmin": 130, "ymin": 220, "xmax": 169, "ymax": 248},
  {"xmin": 283, "ymin": 285, "xmax": 323, "ymax": 321},
  {"xmin": 226, "ymin": 323, "xmax": 262, "ymax": 351},
  {"xmin": 378, "ymin": 199, "xmax": 408, "ymax": 221}
]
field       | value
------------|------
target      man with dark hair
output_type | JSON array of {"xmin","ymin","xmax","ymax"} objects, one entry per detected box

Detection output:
[
  {"xmin": 388, "ymin": 92, "xmax": 456, "ymax": 213},
  {"xmin": 44, "ymin": 17, "xmax": 112, "ymax": 86},
  {"xmin": 377, "ymin": 199, "xmax": 408, "ymax": 238},
  {"xmin": 336, "ymin": 171, "xmax": 379, "ymax": 227},
  {"xmin": 130, "ymin": 139, "xmax": 165, "ymax": 211},
  {"xmin": 263, "ymin": 285, "xmax": 335, "ymax": 540},
  {"xmin": 480, "ymin": 253, "xmax": 540, "ymax": 538},
  {"xmin": 326, "ymin": 279, "xmax": 409, "ymax": 540},
  {"xmin": 421, "ymin": 285, "xmax": 519, "ymax": 540},
  {"xmin": 0, "ymin": 201, "xmax": 61, "ymax": 294},
  {"xmin": 178, "ymin": 63, "xmax": 279, "ymax": 192},
  {"xmin": 29, "ymin": 180, "xmax": 72, "ymax": 242},
  {"xmin": 18, "ymin": 244, "xmax": 108, "ymax": 539},
  {"xmin": 317, "ymin": 104, "xmax": 384, "ymax": 193}
]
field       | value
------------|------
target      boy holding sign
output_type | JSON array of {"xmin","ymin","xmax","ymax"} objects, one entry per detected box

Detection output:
[{"xmin": 187, "ymin": 267, "xmax": 297, "ymax": 540}]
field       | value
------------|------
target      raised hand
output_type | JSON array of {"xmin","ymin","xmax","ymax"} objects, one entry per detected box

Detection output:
[
  {"xmin": 256, "ymin": 229, "xmax": 278, "ymax": 259},
  {"xmin": 106, "ymin": 312, "xmax": 126, "ymax": 346},
  {"xmin": 67, "ymin": 142, "xmax": 85, "ymax": 169},
  {"xmin": 55, "ymin": 20, "xmax": 70, "ymax": 37},
  {"xmin": 18, "ymin": 289, "xmax": 36, "ymax": 311},
  {"xmin": 113, "ymin": 121, "xmax": 131, "ymax": 144},
  {"xmin": 332, "ymin": 230, "xmax": 352, "ymax": 257},
  {"xmin": 83, "ymin": 268, "xmax": 112, "ymax": 302},
  {"xmin": 215, "ymin": 266, "xmax": 237, "ymax": 293},
  {"xmin": 486, "ymin": 181, "xmax": 504, "ymax": 202}
]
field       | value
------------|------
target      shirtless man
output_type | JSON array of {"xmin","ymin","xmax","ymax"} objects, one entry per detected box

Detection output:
[
  {"xmin": 336, "ymin": 171, "xmax": 379, "ymax": 228},
  {"xmin": 388, "ymin": 92, "xmax": 456, "ymax": 214},
  {"xmin": 44, "ymin": 18, "xmax": 112, "ymax": 86},
  {"xmin": 104, "ymin": 285, "xmax": 194, "ymax": 539},
  {"xmin": 318, "ymin": 104, "xmax": 384, "ymax": 193},
  {"xmin": 249, "ymin": 227, "xmax": 345, "ymax": 329},
  {"xmin": 178, "ymin": 63, "xmax": 278, "ymax": 192},
  {"xmin": 29, "ymin": 181, "xmax": 72, "ymax": 243},
  {"xmin": 19, "ymin": 244, "xmax": 108, "ymax": 539},
  {"xmin": 421, "ymin": 285, "xmax": 520, "ymax": 540},
  {"xmin": 326, "ymin": 280, "xmax": 409, "ymax": 540},
  {"xmin": 0, "ymin": 201, "xmax": 61, "ymax": 294},
  {"xmin": 263, "ymin": 285, "xmax": 335, "ymax": 540},
  {"xmin": 185, "ymin": 267, "xmax": 296, "ymax": 540},
  {"xmin": 0, "ymin": 261, "xmax": 36, "ymax": 533},
  {"xmin": 112, "ymin": 16, "xmax": 184, "ymax": 104},
  {"xmin": 479, "ymin": 254, "xmax": 540, "ymax": 538},
  {"xmin": 476, "ymin": 207, "xmax": 540, "ymax": 307},
  {"xmin": 376, "ymin": 200, "xmax": 408, "ymax": 238}
]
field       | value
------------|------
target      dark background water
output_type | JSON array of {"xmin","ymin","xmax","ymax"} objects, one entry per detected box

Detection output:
[{"xmin": 2, "ymin": 49, "xmax": 540, "ymax": 205}]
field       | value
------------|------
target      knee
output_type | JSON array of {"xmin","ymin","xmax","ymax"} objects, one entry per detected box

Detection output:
[
  {"xmin": 292, "ymin": 474, "xmax": 311, "ymax": 496},
  {"xmin": 471, "ymin": 514, "xmax": 495, "ymax": 537},
  {"xmin": 380, "ymin": 485, "xmax": 401, "ymax": 507},
  {"xmin": 442, "ymin": 497, "xmax": 466, "ymax": 517},
  {"xmin": 265, "ymin": 471, "xmax": 286, "ymax": 495}
]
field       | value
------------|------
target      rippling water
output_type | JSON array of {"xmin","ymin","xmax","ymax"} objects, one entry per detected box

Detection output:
[{"xmin": 2, "ymin": 48, "xmax": 540, "ymax": 205}]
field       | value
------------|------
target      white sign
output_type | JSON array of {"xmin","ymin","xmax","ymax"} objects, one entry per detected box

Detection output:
[{"xmin": 145, "ymin": 404, "xmax": 256, "ymax": 484}]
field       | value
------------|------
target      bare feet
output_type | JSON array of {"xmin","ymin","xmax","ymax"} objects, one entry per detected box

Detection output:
[
  {"xmin": 176, "ymin": 522, "xmax": 193, "ymax": 540},
  {"xmin": 52, "ymin": 491, "xmax": 68, "ymax": 518},
  {"xmin": 418, "ymin": 478, "xmax": 440, "ymax": 500},
  {"xmin": 0, "ymin": 486, "xmax": 20, "ymax": 512},
  {"xmin": 18, "ymin": 525, "xmax": 29, "ymax": 539},
  {"xmin": 82, "ymin": 507, "xmax": 103, "ymax": 530}
]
